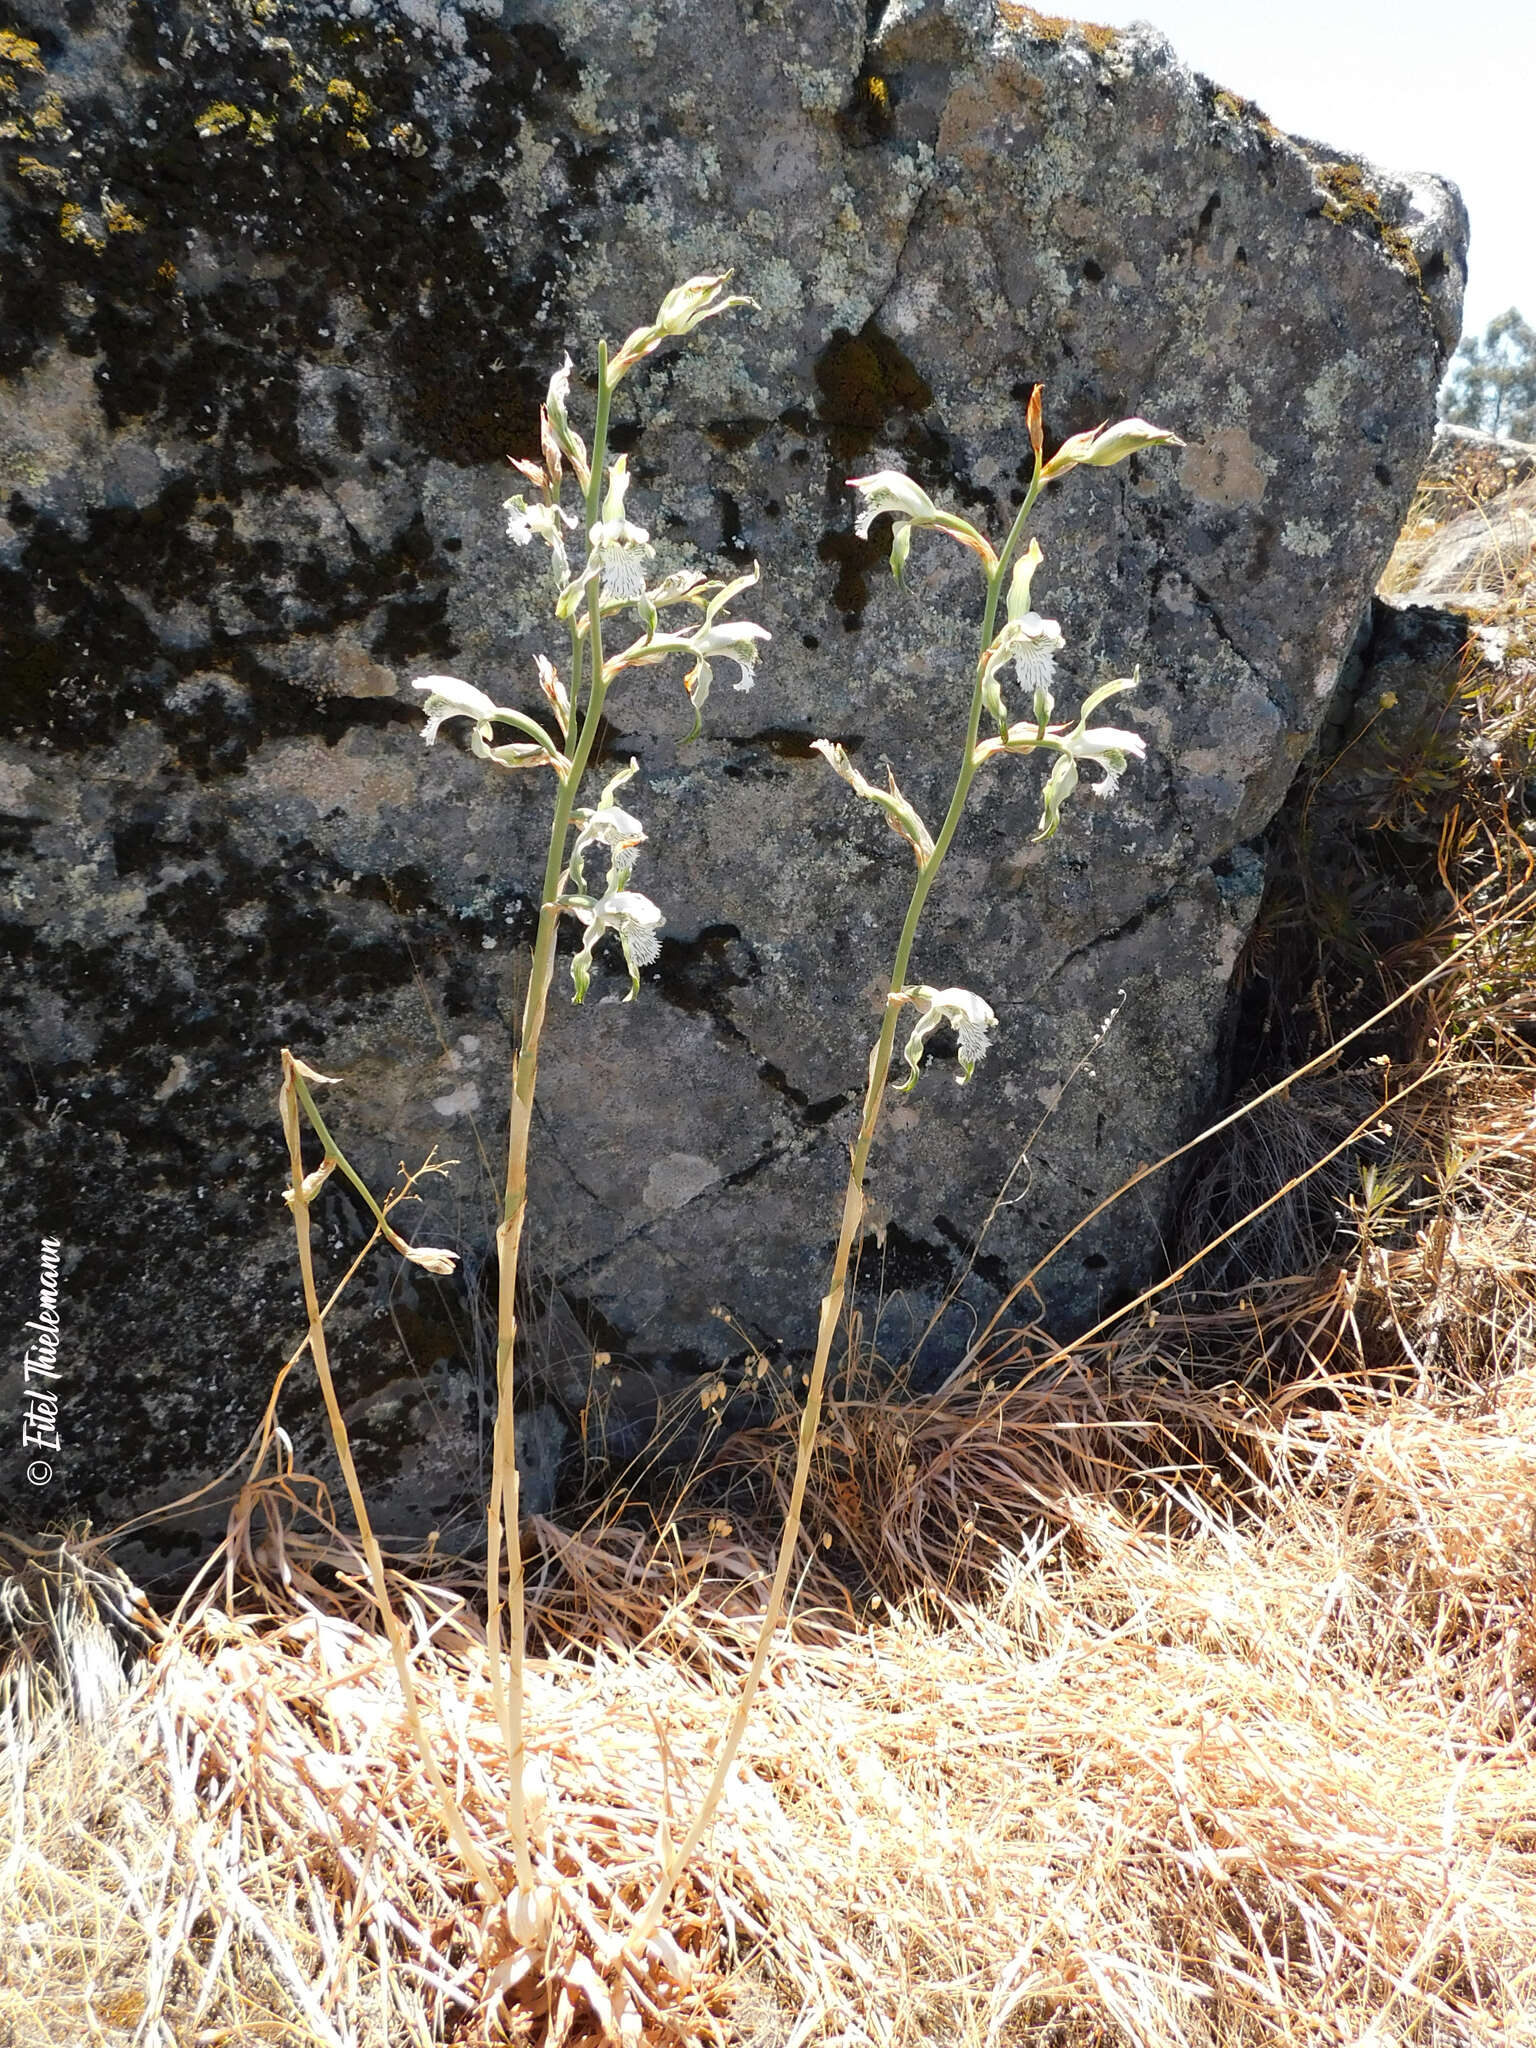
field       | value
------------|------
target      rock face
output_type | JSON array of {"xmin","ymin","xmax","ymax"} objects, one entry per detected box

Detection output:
[{"xmin": 0, "ymin": 0, "xmax": 1463, "ymax": 1571}]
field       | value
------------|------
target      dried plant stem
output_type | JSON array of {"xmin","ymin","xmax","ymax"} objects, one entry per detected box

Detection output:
[
  {"xmin": 627, "ymin": 445, "xmax": 1052, "ymax": 1954},
  {"xmin": 278, "ymin": 1051, "xmax": 497, "ymax": 1902},
  {"xmin": 486, "ymin": 346, "xmax": 616, "ymax": 1891}
]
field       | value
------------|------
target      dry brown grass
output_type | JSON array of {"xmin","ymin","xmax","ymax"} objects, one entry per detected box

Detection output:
[
  {"xmin": 4, "ymin": 464, "xmax": 1536, "ymax": 2048},
  {"xmin": 4, "ymin": 963, "xmax": 1535, "ymax": 2047}
]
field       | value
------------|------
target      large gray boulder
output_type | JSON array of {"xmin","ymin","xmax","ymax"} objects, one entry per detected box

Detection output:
[{"xmin": 0, "ymin": 0, "xmax": 1463, "ymax": 1570}]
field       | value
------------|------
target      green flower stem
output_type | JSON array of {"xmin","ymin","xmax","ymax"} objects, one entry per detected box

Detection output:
[
  {"xmin": 628, "ymin": 450, "xmax": 1048, "ymax": 1954},
  {"xmin": 487, "ymin": 343, "xmax": 616, "ymax": 1892}
]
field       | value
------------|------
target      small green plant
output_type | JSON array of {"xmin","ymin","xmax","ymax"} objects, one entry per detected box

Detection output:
[{"xmin": 625, "ymin": 389, "xmax": 1183, "ymax": 1948}]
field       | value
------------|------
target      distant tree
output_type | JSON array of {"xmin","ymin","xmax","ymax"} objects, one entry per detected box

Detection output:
[{"xmin": 1440, "ymin": 307, "xmax": 1536, "ymax": 441}]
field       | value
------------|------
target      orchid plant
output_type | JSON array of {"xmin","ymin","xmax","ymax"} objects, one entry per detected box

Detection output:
[
  {"xmin": 411, "ymin": 274, "xmax": 766, "ymax": 1910},
  {"xmin": 625, "ymin": 387, "xmax": 1183, "ymax": 1953}
]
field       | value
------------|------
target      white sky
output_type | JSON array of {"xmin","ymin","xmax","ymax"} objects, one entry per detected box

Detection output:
[{"xmin": 1084, "ymin": 0, "xmax": 1535, "ymax": 348}]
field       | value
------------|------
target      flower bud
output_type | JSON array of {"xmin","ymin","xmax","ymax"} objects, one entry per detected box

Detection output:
[
  {"xmin": 1042, "ymin": 416, "xmax": 1184, "ymax": 481},
  {"xmin": 402, "ymin": 1244, "xmax": 460, "ymax": 1276},
  {"xmin": 1005, "ymin": 538, "xmax": 1044, "ymax": 622},
  {"xmin": 813, "ymin": 740, "xmax": 934, "ymax": 867},
  {"xmin": 543, "ymin": 353, "xmax": 589, "ymax": 486},
  {"xmin": 654, "ymin": 270, "xmax": 751, "ymax": 336},
  {"xmin": 608, "ymin": 273, "xmax": 754, "ymax": 380}
]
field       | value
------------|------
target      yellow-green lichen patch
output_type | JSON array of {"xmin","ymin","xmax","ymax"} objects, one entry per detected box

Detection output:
[
  {"xmin": 58, "ymin": 200, "xmax": 104, "ymax": 248},
  {"xmin": 103, "ymin": 193, "xmax": 145, "ymax": 234},
  {"xmin": 0, "ymin": 30, "xmax": 44, "ymax": 73},
  {"xmin": 1210, "ymin": 87, "xmax": 1282, "ymax": 146},
  {"xmin": 999, "ymin": 4, "xmax": 1119, "ymax": 55},
  {"xmin": 1314, "ymin": 160, "xmax": 1421, "ymax": 280},
  {"xmin": 326, "ymin": 77, "xmax": 373, "ymax": 117},
  {"xmin": 15, "ymin": 154, "xmax": 66, "ymax": 193},
  {"xmin": 29, "ymin": 90, "xmax": 68, "ymax": 138},
  {"xmin": 194, "ymin": 101, "xmax": 247, "ymax": 139}
]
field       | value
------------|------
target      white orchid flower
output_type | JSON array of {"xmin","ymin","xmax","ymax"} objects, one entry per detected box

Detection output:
[
  {"xmin": 850, "ymin": 470, "xmax": 935, "ymax": 585},
  {"xmin": 850, "ymin": 470, "xmax": 943, "ymax": 539},
  {"xmin": 978, "ymin": 611, "xmax": 1065, "ymax": 733},
  {"xmin": 848, "ymin": 468, "xmax": 996, "ymax": 579},
  {"xmin": 586, "ymin": 455, "xmax": 654, "ymax": 603},
  {"xmin": 412, "ymin": 675, "xmax": 565, "ymax": 770},
  {"xmin": 893, "ymin": 985, "xmax": 999, "ymax": 1092},
  {"xmin": 569, "ymin": 760, "xmax": 648, "ymax": 892},
  {"xmin": 569, "ymin": 805, "xmax": 646, "ymax": 891},
  {"xmin": 681, "ymin": 616, "xmax": 772, "ymax": 741},
  {"xmin": 413, "ymin": 674, "xmax": 501, "ymax": 747},
  {"xmin": 688, "ymin": 619, "xmax": 770, "ymax": 693},
  {"xmin": 568, "ymin": 888, "xmax": 665, "ymax": 1003},
  {"xmin": 1032, "ymin": 674, "xmax": 1147, "ymax": 840},
  {"xmin": 504, "ymin": 494, "xmax": 578, "ymax": 587},
  {"xmin": 1009, "ymin": 611, "xmax": 1066, "ymax": 724}
]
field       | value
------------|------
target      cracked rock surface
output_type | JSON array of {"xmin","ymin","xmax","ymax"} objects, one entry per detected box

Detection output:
[{"xmin": 0, "ymin": 0, "xmax": 1462, "ymax": 1564}]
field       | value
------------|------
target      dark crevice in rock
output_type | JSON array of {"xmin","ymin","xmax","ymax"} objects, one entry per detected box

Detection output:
[
  {"xmin": 814, "ymin": 316, "xmax": 976, "ymax": 624},
  {"xmin": 1035, "ymin": 886, "xmax": 1177, "ymax": 993},
  {"xmin": 718, "ymin": 728, "xmax": 864, "ymax": 779},
  {"xmin": 650, "ymin": 925, "xmax": 858, "ymax": 1132},
  {"xmin": 930, "ymin": 1211, "xmax": 1010, "ymax": 1295}
]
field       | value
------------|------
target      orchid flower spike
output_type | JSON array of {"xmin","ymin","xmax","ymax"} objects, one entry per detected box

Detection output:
[
  {"xmin": 894, "ymin": 985, "xmax": 999, "ymax": 1092},
  {"xmin": 586, "ymin": 455, "xmax": 654, "ymax": 603},
  {"xmin": 568, "ymin": 888, "xmax": 665, "ymax": 1003}
]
